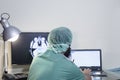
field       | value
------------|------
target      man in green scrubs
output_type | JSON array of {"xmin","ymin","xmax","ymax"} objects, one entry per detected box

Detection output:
[{"xmin": 27, "ymin": 27, "xmax": 91, "ymax": 80}]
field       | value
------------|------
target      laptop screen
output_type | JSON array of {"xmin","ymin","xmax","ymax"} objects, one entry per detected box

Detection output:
[{"xmin": 70, "ymin": 49, "xmax": 102, "ymax": 71}]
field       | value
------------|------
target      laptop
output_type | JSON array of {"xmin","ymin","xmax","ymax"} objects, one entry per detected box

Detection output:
[{"xmin": 70, "ymin": 49, "xmax": 107, "ymax": 77}]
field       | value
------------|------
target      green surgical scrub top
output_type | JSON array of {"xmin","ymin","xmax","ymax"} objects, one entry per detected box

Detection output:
[{"xmin": 27, "ymin": 49, "xmax": 85, "ymax": 80}]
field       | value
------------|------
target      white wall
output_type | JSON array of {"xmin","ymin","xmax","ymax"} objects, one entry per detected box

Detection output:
[{"xmin": 0, "ymin": 0, "xmax": 120, "ymax": 70}]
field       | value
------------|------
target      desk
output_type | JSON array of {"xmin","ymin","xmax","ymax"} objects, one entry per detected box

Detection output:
[
  {"xmin": 92, "ymin": 73, "xmax": 120, "ymax": 80},
  {"xmin": 2, "ymin": 71, "xmax": 120, "ymax": 80}
]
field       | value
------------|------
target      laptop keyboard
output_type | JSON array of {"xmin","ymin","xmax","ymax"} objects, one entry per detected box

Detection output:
[{"xmin": 90, "ymin": 71, "xmax": 107, "ymax": 77}]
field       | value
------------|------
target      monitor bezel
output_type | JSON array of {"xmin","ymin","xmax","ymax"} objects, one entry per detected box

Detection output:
[{"xmin": 71, "ymin": 49, "xmax": 102, "ymax": 71}]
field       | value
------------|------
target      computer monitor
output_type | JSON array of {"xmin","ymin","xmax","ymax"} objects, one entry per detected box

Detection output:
[
  {"xmin": 70, "ymin": 49, "xmax": 102, "ymax": 71},
  {"xmin": 11, "ymin": 32, "xmax": 49, "ymax": 65}
]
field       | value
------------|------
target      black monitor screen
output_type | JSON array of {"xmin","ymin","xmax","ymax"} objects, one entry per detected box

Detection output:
[{"xmin": 11, "ymin": 32, "xmax": 49, "ymax": 65}]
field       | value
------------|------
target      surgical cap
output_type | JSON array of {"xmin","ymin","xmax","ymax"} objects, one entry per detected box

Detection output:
[{"xmin": 48, "ymin": 27, "xmax": 72, "ymax": 53}]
